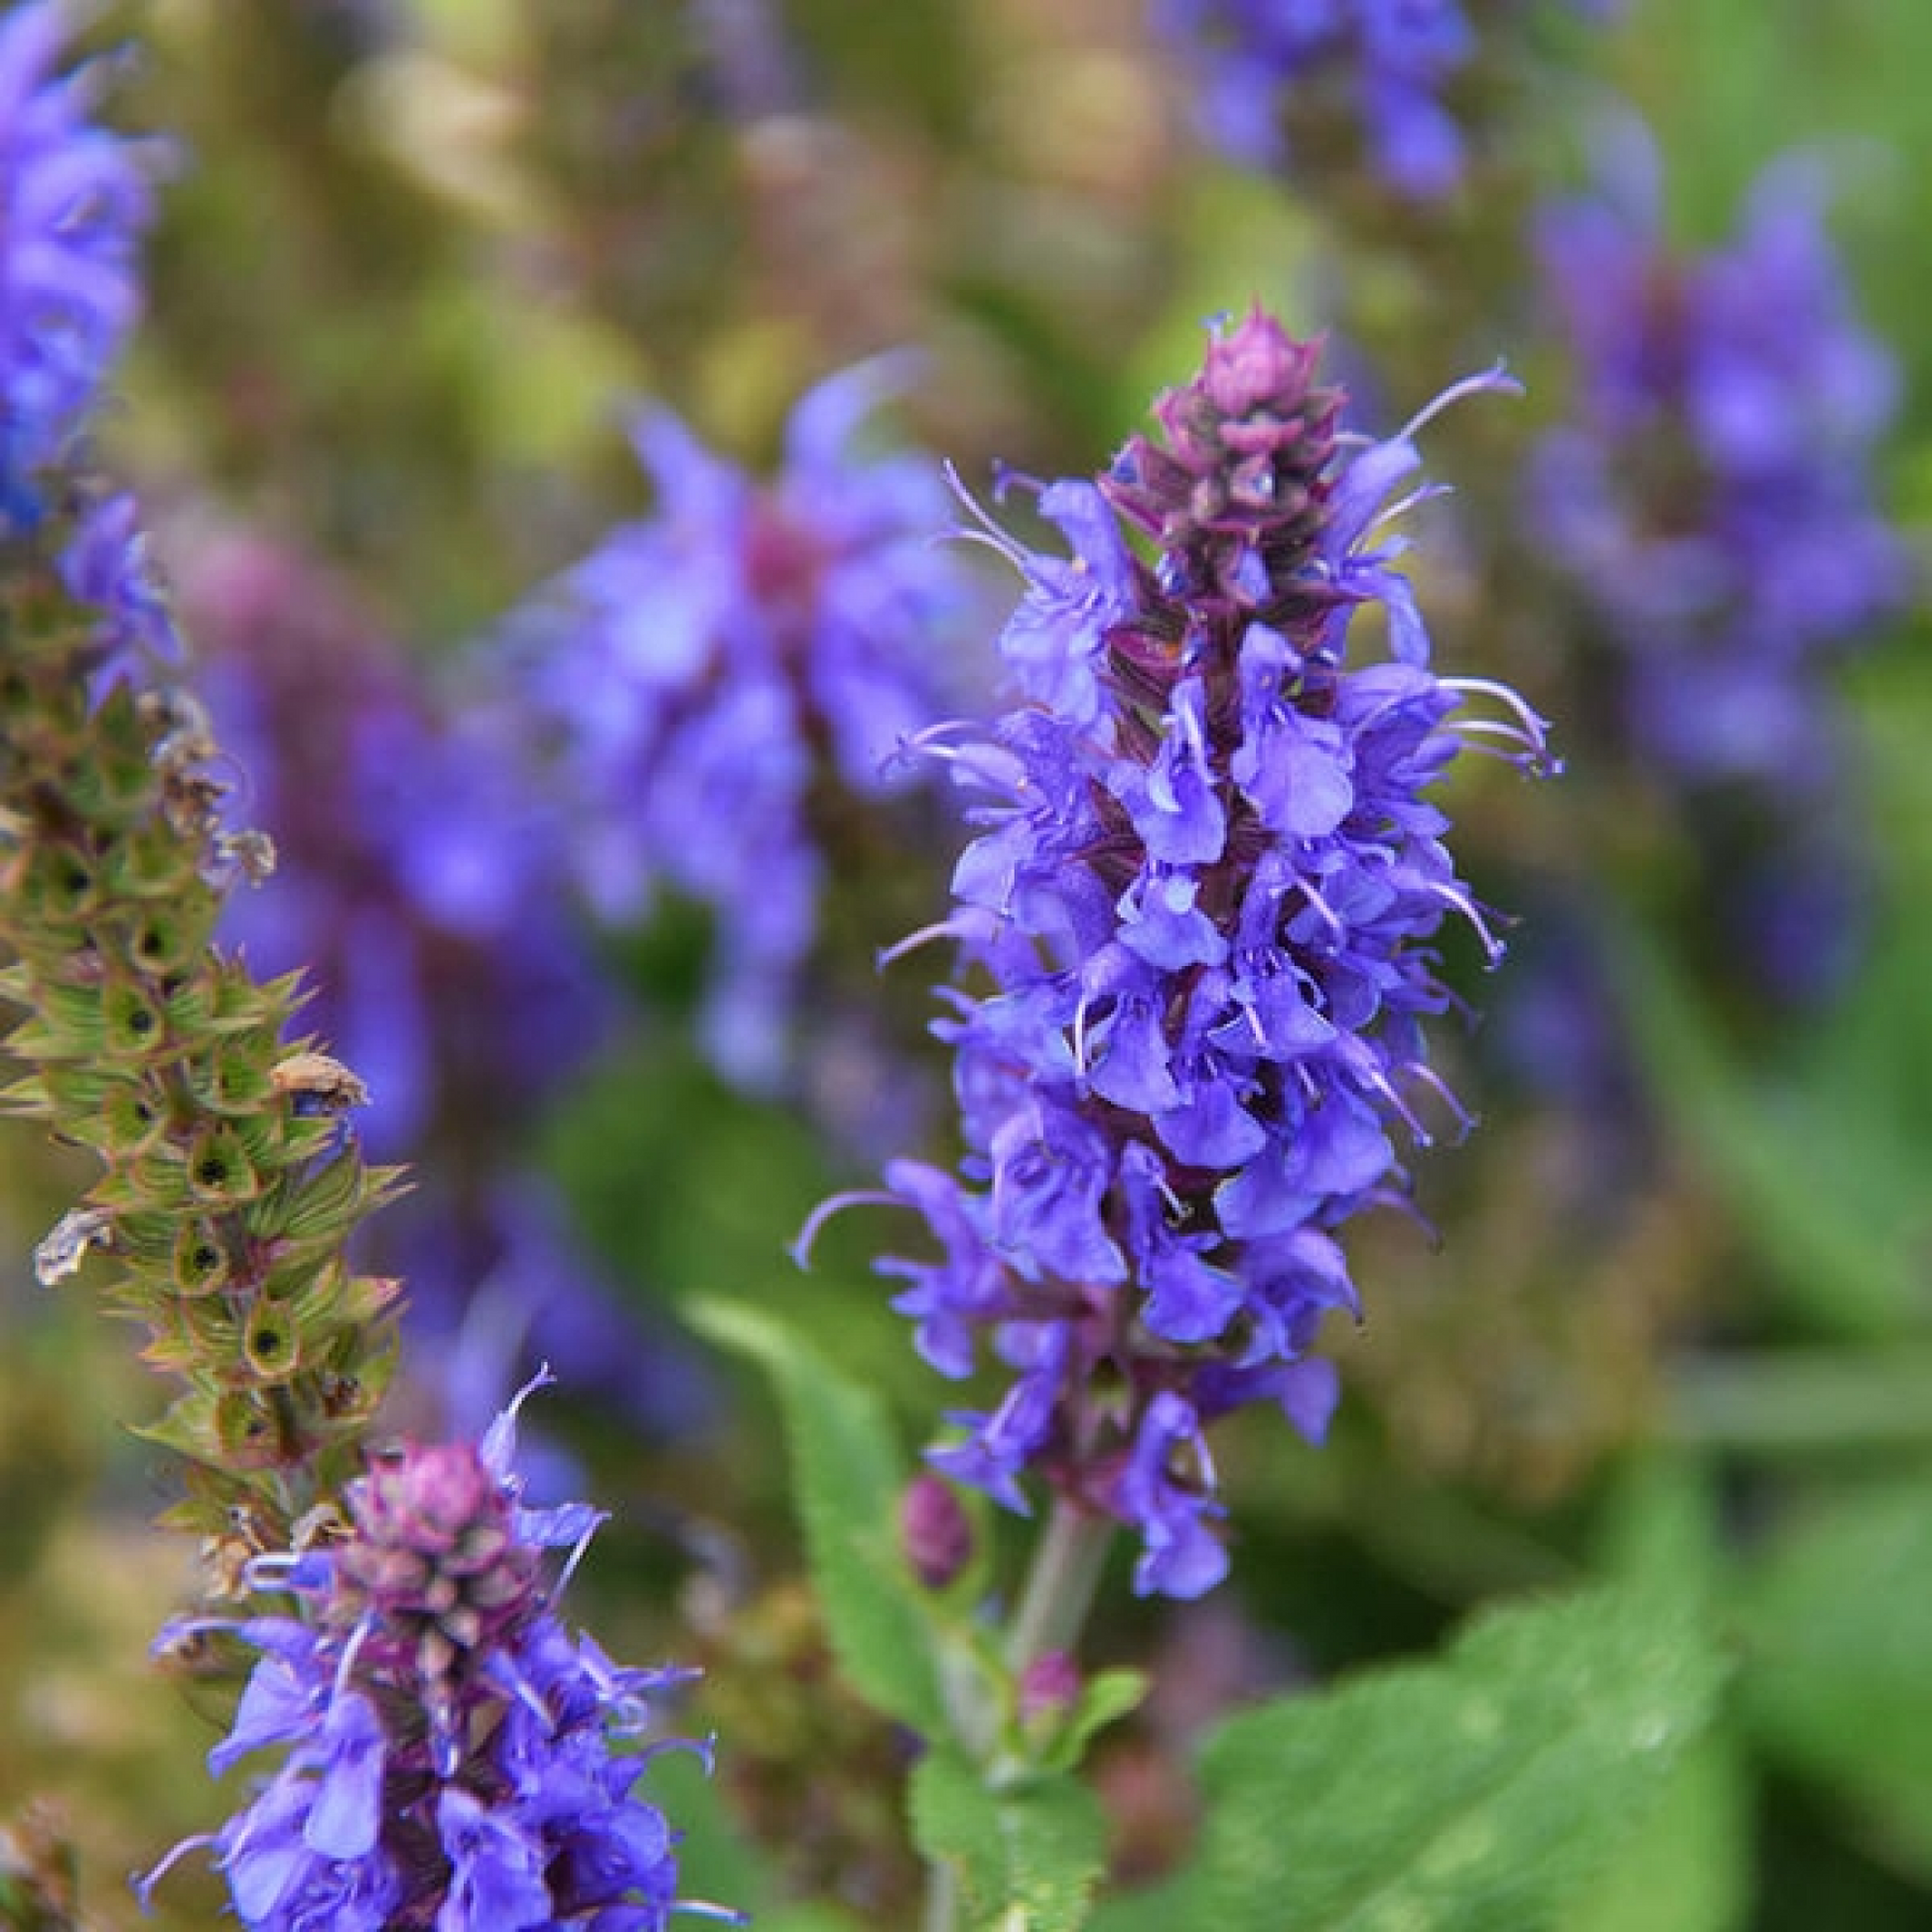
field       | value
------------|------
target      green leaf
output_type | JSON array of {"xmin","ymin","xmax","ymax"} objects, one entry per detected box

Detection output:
[
  {"xmin": 1035, "ymin": 1668, "xmax": 1148, "ymax": 1778},
  {"xmin": 1591, "ymin": 1449, "xmax": 1725, "ymax": 1611},
  {"xmin": 1556, "ymin": 1726, "xmax": 1750, "ymax": 1932},
  {"xmin": 1028, "ymin": 1669, "xmax": 1144, "ymax": 1769},
  {"xmin": 1548, "ymin": 1456, "xmax": 1750, "ymax": 1930},
  {"xmin": 689, "ymin": 1298, "xmax": 944, "ymax": 1735},
  {"xmin": 1736, "ymin": 1477, "xmax": 1932, "ymax": 1882},
  {"xmin": 911, "ymin": 1745, "xmax": 1108, "ymax": 1932},
  {"xmin": 1093, "ymin": 1583, "xmax": 1726, "ymax": 1932},
  {"xmin": 1609, "ymin": 925, "xmax": 1924, "ymax": 1340}
]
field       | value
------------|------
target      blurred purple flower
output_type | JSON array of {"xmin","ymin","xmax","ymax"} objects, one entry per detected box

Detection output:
[
  {"xmin": 141, "ymin": 1381, "xmax": 743, "ymax": 1930},
  {"xmin": 1531, "ymin": 134, "xmax": 1910, "ymax": 1002},
  {"xmin": 0, "ymin": 1, "xmax": 180, "ymax": 685},
  {"xmin": 0, "ymin": 0, "xmax": 158, "ymax": 506},
  {"xmin": 180, "ymin": 531, "xmax": 609, "ymax": 1162},
  {"xmin": 505, "ymin": 354, "xmax": 986, "ymax": 1091},
  {"xmin": 176, "ymin": 533, "xmax": 707, "ymax": 1436},
  {"xmin": 1533, "ymin": 136, "xmax": 1909, "ymax": 793},
  {"xmin": 1153, "ymin": 0, "xmax": 1613, "ymax": 199},
  {"xmin": 816, "ymin": 310, "xmax": 1552, "ymax": 1596}
]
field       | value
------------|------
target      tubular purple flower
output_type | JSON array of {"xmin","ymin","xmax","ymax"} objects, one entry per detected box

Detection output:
[{"xmin": 814, "ymin": 307, "xmax": 1553, "ymax": 1597}]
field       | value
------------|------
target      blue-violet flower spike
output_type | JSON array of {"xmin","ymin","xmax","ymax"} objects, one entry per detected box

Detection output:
[
  {"xmin": 0, "ymin": 0, "xmax": 158, "ymax": 515},
  {"xmin": 828, "ymin": 306, "xmax": 1553, "ymax": 1598},
  {"xmin": 507, "ymin": 354, "xmax": 984, "ymax": 1091},
  {"xmin": 140, "ymin": 1378, "xmax": 744, "ymax": 1929},
  {"xmin": 1152, "ymin": 0, "xmax": 1616, "ymax": 199}
]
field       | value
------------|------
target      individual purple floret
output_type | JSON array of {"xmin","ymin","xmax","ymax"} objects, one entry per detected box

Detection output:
[
  {"xmin": 0, "ymin": 0, "xmax": 158, "ymax": 509},
  {"xmin": 810, "ymin": 309, "xmax": 1554, "ymax": 1597},
  {"xmin": 141, "ymin": 1378, "xmax": 743, "ymax": 1930},
  {"xmin": 1153, "ymin": 0, "xmax": 1614, "ymax": 200},
  {"xmin": 506, "ymin": 355, "xmax": 984, "ymax": 1091},
  {"xmin": 1532, "ymin": 136, "xmax": 1908, "ymax": 796}
]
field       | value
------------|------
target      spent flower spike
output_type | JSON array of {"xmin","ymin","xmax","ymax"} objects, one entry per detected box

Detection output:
[
  {"xmin": 180, "ymin": 530, "xmax": 610, "ymax": 1162},
  {"xmin": 822, "ymin": 307, "xmax": 1554, "ymax": 1597}
]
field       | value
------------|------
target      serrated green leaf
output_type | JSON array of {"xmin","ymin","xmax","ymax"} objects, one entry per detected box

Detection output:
[
  {"xmin": 689, "ymin": 1298, "xmax": 944, "ymax": 1735},
  {"xmin": 1736, "ymin": 1478, "xmax": 1932, "ymax": 1882},
  {"xmin": 912, "ymin": 1746, "xmax": 1108, "ymax": 1932},
  {"xmin": 1093, "ymin": 1584, "xmax": 1725, "ymax": 1932}
]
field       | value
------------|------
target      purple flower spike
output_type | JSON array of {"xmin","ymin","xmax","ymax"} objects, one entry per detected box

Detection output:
[
  {"xmin": 1153, "ymin": 0, "xmax": 1614, "ymax": 199},
  {"xmin": 1534, "ymin": 139, "xmax": 1908, "ymax": 793},
  {"xmin": 508, "ymin": 356, "xmax": 987, "ymax": 1091},
  {"xmin": 142, "ymin": 1387, "xmax": 742, "ymax": 1930},
  {"xmin": 828, "ymin": 308, "xmax": 1553, "ymax": 1596},
  {"xmin": 0, "ymin": 2, "xmax": 159, "ymax": 506},
  {"xmin": 0, "ymin": 1, "xmax": 179, "ymax": 692},
  {"xmin": 1531, "ymin": 131, "xmax": 1909, "ymax": 999}
]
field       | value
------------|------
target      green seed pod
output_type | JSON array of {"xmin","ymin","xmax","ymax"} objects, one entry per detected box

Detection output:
[
  {"xmin": 107, "ymin": 897, "xmax": 215, "ymax": 980},
  {"xmin": 103, "ymin": 818, "xmax": 207, "ymax": 902},
  {"xmin": 242, "ymin": 1298, "xmax": 302, "ymax": 1385},
  {"xmin": 172, "ymin": 1222, "xmax": 231, "ymax": 1299},
  {"xmin": 184, "ymin": 1121, "xmax": 261, "ymax": 1206},
  {"xmin": 138, "ymin": 1296, "xmax": 235, "ymax": 1379},
  {"xmin": 207, "ymin": 960, "xmax": 295, "ymax": 1037},
  {"xmin": 101, "ymin": 1078, "xmax": 172, "ymax": 1161},
  {"xmin": 102, "ymin": 978, "xmax": 168, "ymax": 1060},
  {"xmin": 193, "ymin": 1040, "xmax": 275, "ymax": 1117},
  {"xmin": 16, "ymin": 840, "xmax": 99, "ymax": 926},
  {"xmin": 212, "ymin": 1390, "xmax": 291, "ymax": 1471},
  {"xmin": 163, "ymin": 972, "xmax": 216, "ymax": 1039}
]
